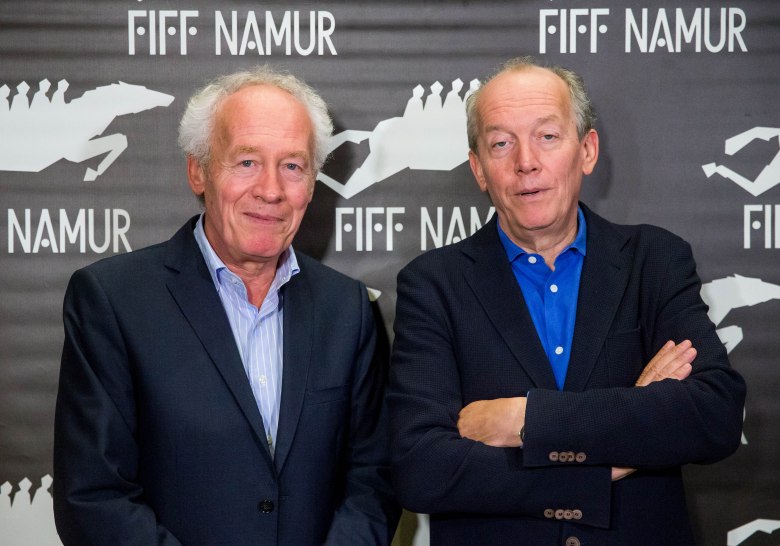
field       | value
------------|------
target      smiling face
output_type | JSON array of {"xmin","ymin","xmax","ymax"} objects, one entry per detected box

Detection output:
[
  {"xmin": 187, "ymin": 84, "xmax": 315, "ymax": 273},
  {"xmin": 468, "ymin": 66, "xmax": 598, "ymax": 253}
]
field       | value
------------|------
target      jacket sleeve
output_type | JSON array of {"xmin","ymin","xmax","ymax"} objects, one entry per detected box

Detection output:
[
  {"xmin": 523, "ymin": 234, "xmax": 746, "ymax": 469},
  {"xmin": 324, "ymin": 284, "xmax": 401, "ymax": 545},
  {"xmin": 388, "ymin": 261, "xmax": 613, "ymax": 528},
  {"xmin": 53, "ymin": 267, "xmax": 182, "ymax": 546}
]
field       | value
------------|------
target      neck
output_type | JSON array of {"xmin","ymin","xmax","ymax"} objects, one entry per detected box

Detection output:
[
  {"xmin": 505, "ymin": 216, "xmax": 578, "ymax": 271},
  {"xmin": 227, "ymin": 259, "xmax": 279, "ymax": 308}
]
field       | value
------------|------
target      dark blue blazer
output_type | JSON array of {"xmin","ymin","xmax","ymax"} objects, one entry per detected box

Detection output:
[
  {"xmin": 54, "ymin": 216, "xmax": 399, "ymax": 545},
  {"xmin": 388, "ymin": 204, "xmax": 745, "ymax": 546}
]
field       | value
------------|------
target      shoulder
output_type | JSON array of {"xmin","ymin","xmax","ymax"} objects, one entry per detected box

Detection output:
[
  {"xmin": 294, "ymin": 251, "xmax": 368, "ymax": 303},
  {"xmin": 70, "ymin": 217, "xmax": 199, "ymax": 287},
  {"xmin": 70, "ymin": 240, "xmax": 168, "ymax": 289},
  {"xmin": 584, "ymin": 206, "xmax": 691, "ymax": 256},
  {"xmin": 403, "ymin": 240, "xmax": 465, "ymax": 273}
]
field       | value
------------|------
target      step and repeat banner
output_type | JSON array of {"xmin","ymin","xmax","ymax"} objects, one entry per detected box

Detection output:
[{"xmin": 1, "ymin": 1, "xmax": 778, "ymax": 544}]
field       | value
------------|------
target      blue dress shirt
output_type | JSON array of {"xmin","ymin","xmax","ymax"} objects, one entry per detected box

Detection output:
[
  {"xmin": 497, "ymin": 208, "xmax": 587, "ymax": 390},
  {"xmin": 194, "ymin": 215, "xmax": 299, "ymax": 456}
]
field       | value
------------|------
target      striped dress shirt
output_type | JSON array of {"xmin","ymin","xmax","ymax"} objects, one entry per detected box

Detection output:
[{"xmin": 194, "ymin": 215, "xmax": 299, "ymax": 456}]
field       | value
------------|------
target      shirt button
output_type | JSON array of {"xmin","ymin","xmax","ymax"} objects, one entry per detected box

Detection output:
[
  {"xmin": 259, "ymin": 374, "xmax": 267, "ymax": 385},
  {"xmin": 528, "ymin": 256, "xmax": 537, "ymax": 264},
  {"xmin": 555, "ymin": 346, "xmax": 564, "ymax": 355},
  {"xmin": 550, "ymin": 284, "xmax": 558, "ymax": 293},
  {"xmin": 258, "ymin": 499, "xmax": 275, "ymax": 513}
]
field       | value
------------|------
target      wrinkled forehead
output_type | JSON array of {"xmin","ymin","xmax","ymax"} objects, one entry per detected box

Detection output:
[
  {"xmin": 477, "ymin": 66, "xmax": 573, "ymax": 123},
  {"xmin": 211, "ymin": 84, "xmax": 315, "ymax": 150}
]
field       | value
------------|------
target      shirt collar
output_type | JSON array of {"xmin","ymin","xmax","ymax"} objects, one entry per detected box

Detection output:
[
  {"xmin": 193, "ymin": 213, "xmax": 300, "ymax": 294},
  {"xmin": 497, "ymin": 206, "xmax": 587, "ymax": 261}
]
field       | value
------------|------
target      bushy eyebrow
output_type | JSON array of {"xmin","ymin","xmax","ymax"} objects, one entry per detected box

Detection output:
[{"xmin": 233, "ymin": 145, "xmax": 259, "ymax": 155}]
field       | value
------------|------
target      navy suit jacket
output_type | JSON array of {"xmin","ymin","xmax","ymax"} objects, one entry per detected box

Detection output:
[
  {"xmin": 54, "ymin": 216, "xmax": 399, "ymax": 545},
  {"xmin": 388, "ymin": 204, "xmax": 745, "ymax": 546}
]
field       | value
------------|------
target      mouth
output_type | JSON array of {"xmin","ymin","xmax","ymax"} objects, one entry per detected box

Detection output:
[
  {"xmin": 244, "ymin": 211, "xmax": 283, "ymax": 224},
  {"xmin": 518, "ymin": 188, "xmax": 546, "ymax": 197}
]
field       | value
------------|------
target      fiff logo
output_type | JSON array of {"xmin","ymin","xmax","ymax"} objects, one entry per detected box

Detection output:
[
  {"xmin": 0, "ymin": 79, "xmax": 173, "ymax": 181},
  {"xmin": 2, "ymin": 79, "xmax": 173, "ymax": 255},
  {"xmin": 702, "ymin": 127, "xmax": 780, "ymax": 249},
  {"xmin": 317, "ymin": 78, "xmax": 479, "ymax": 199}
]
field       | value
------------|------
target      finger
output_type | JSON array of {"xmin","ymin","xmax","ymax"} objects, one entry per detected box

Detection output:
[
  {"xmin": 672, "ymin": 362, "xmax": 693, "ymax": 380},
  {"xmin": 656, "ymin": 345, "xmax": 696, "ymax": 379},
  {"xmin": 637, "ymin": 340, "xmax": 696, "ymax": 386},
  {"xmin": 637, "ymin": 341, "xmax": 675, "ymax": 386}
]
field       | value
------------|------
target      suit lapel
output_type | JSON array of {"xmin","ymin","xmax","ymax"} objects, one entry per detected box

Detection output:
[
  {"xmin": 462, "ymin": 219, "xmax": 558, "ymax": 390},
  {"xmin": 163, "ymin": 218, "xmax": 274, "ymax": 465},
  {"xmin": 565, "ymin": 206, "xmax": 632, "ymax": 391},
  {"xmin": 273, "ymin": 268, "xmax": 313, "ymax": 474}
]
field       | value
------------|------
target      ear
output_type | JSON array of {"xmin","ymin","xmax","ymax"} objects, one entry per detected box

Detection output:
[
  {"xmin": 580, "ymin": 129, "xmax": 599, "ymax": 176},
  {"xmin": 187, "ymin": 156, "xmax": 207, "ymax": 197},
  {"xmin": 468, "ymin": 150, "xmax": 488, "ymax": 193}
]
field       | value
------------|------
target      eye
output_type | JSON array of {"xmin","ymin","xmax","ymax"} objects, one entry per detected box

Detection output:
[
  {"xmin": 240, "ymin": 159, "xmax": 254, "ymax": 168},
  {"xmin": 284, "ymin": 163, "xmax": 301, "ymax": 171},
  {"xmin": 492, "ymin": 141, "xmax": 507, "ymax": 149},
  {"xmin": 541, "ymin": 133, "xmax": 558, "ymax": 141}
]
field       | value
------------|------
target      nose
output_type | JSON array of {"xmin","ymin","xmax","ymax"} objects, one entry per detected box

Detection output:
[
  {"xmin": 515, "ymin": 141, "xmax": 540, "ymax": 175},
  {"xmin": 252, "ymin": 169, "xmax": 283, "ymax": 203}
]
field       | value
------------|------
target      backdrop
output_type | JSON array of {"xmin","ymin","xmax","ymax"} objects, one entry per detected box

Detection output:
[{"xmin": 1, "ymin": 1, "xmax": 778, "ymax": 544}]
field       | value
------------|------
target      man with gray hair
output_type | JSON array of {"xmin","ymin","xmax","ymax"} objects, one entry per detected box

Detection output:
[
  {"xmin": 53, "ymin": 65, "xmax": 399, "ymax": 545},
  {"xmin": 389, "ymin": 57, "xmax": 745, "ymax": 545}
]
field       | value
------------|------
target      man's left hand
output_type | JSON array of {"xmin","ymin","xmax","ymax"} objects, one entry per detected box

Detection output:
[{"xmin": 457, "ymin": 397, "xmax": 526, "ymax": 447}]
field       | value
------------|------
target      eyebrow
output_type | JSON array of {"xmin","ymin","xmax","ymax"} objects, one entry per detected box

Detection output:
[
  {"xmin": 233, "ymin": 145, "xmax": 257, "ymax": 154},
  {"xmin": 232, "ymin": 145, "xmax": 310, "ymax": 161},
  {"xmin": 483, "ymin": 115, "xmax": 564, "ymax": 134}
]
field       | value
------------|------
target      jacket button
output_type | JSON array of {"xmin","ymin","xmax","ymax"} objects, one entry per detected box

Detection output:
[
  {"xmin": 549, "ymin": 451, "xmax": 559, "ymax": 462},
  {"xmin": 555, "ymin": 509, "xmax": 565, "ymax": 520},
  {"xmin": 564, "ymin": 510, "xmax": 573, "ymax": 520},
  {"xmin": 565, "ymin": 537, "xmax": 581, "ymax": 546},
  {"xmin": 544, "ymin": 509, "xmax": 555, "ymax": 518},
  {"xmin": 575, "ymin": 452, "xmax": 586, "ymax": 463},
  {"xmin": 258, "ymin": 500, "xmax": 275, "ymax": 513},
  {"xmin": 572, "ymin": 509, "xmax": 583, "ymax": 520}
]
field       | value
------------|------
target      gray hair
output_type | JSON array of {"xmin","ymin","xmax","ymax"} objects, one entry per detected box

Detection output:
[
  {"xmin": 178, "ymin": 65, "xmax": 333, "ymax": 173},
  {"xmin": 466, "ymin": 56, "xmax": 596, "ymax": 153}
]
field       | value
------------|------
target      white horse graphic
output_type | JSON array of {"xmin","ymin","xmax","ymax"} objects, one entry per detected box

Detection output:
[
  {"xmin": 317, "ymin": 78, "xmax": 480, "ymax": 199},
  {"xmin": 701, "ymin": 274, "xmax": 780, "ymax": 444},
  {"xmin": 702, "ymin": 126, "xmax": 780, "ymax": 197},
  {"xmin": 0, "ymin": 79, "xmax": 174, "ymax": 181}
]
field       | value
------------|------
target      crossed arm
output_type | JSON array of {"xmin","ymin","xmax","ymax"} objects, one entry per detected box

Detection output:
[
  {"xmin": 388, "ymin": 239, "xmax": 744, "ymax": 523},
  {"xmin": 457, "ymin": 339, "xmax": 697, "ymax": 480}
]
